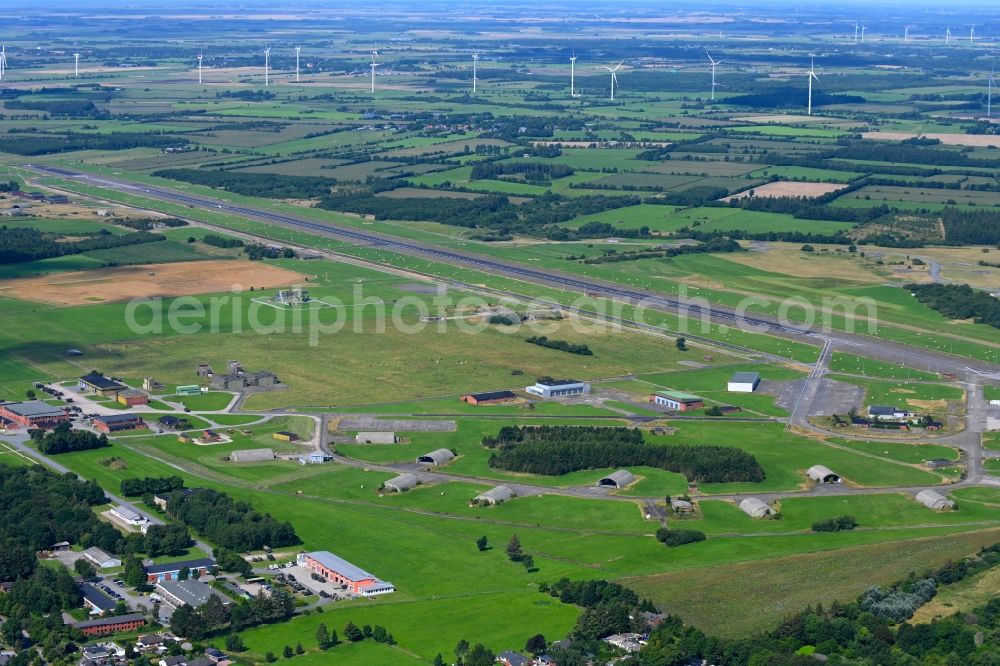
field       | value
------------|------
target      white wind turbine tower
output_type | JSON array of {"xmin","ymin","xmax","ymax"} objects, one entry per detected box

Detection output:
[
  {"xmin": 946, "ymin": 27, "xmax": 952, "ymax": 45},
  {"xmin": 807, "ymin": 56, "xmax": 819, "ymax": 116},
  {"xmin": 0, "ymin": 45, "xmax": 7, "ymax": 82},
  {"xmin": 472, "ymin": 52, "xmax": 479, "ymax": 93},
  {"xmin": 263, "ymin": 46, "xmax": 271, "ymax": 86},
  {"xmin": 707, "ymin": 52, "xmax": 722, "ymax": 101},
  {"xmin": 970, "ymin": 26, "xmax": 976, "ymax": 44},
  {"xmin": 861, "ymin": 24, "xmax": 867, "ymax": 44},
  {"xmin": 601, "ymin": 61, "xmax": 622, "ymax": 101},
  {"xmin": 904, "ymin": 26, "xmax": 910, "ymax": 44},
  {"xmin": 370, "ymin": 50, "xmax": 378, "ymax": 94},
  {"xmin": 197, "ymin": 54, "xmax": 203, "ymax": 84},
  {"xmin": 295, "ymin": 46, "xmax": 300, "ymax": 83},
  {"xmin": 570, "ymin": 52, "xmax": 578, "ymax": 97},
  {"xmin": 854, "ymin": 22, "xmax": 860, "ymax": 45}
]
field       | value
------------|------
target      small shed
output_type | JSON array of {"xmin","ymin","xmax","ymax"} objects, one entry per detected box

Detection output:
[
  {"xmin": 728, "ymin": 372, "xmax": 761, "ymax": 393},
  {"xmin": 384, "ymin": 473, "xmax": 418, "ymax": 493},
  {"xmin": 474, "ymin": 486, "xmax": 514, "ymax": 505},
  {"xmin": 915, "ymin": 489, "xmax": 956, "ymax": 511},
  {"xmin": 739, "ymin": 497, "xmax": 773, "ymax": 518},
  {"xmin": 806, "ymin": 465, "xmax": 841, "ymax": 484},
  {"xmin": 416, "ymin": 448, "xmax": 455, "ymax": 465},
  {"xmin": 597, "ymin": 469, "xmax": 636, "ymax": 489},
  {"xmin": 670, "ymin": 498, "xmax": 694, "ymax": 513},
  {"xmin": 356, "ymin": 431, "xmax": 396, "ymax": 444}
]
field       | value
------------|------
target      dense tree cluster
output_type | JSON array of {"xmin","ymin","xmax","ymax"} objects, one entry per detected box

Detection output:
[
  {"xmin": 835, "ymin": 142, "xmax": 1000, "ymax": 169},
  {"xmin": 0, "ymin": 225, "xmax": 166, "ymax": 264},
  {"xmin": 4, "ymin": 99, "xmax": 105, "ymax": 117},
  {"xmin": 31, "ymin": 422, "xmax": 109, "ymax": 454},
  {"xmin": 483, "ymin": 425, "xmax": 764, "ymax": 483},
  {"xmin": 152, "ymin": 168, "xmax": 338, "ymax": 200},
  {"xmin": 120, "ymin": 474, "xmax": 184, "ymax": 497},
  {"xmin": 724, "ymin": 87, "xmax": 865, "ymax": 108},
  {"xmin": 170, "ymin": 588, "xmax": 294, "ymax": 640},
  {"xmin": 0, "ymin": 133, "xmax": 187, "ymax": 155},
  {"xmin": 941, "ymin": 207, "xmax": 1000, "ymax": 244},
  {"xmin": 579, "ymin": 237, "xmax": 741, "ymax": 264},
  {"xmin": 811, "ymin": 515, "xmax": 858, "ymax": 532},
  {"xmin": 201, "ymin": 233, "xmax": 245, "ymax": 249},
  {"xmin": 165, "ymin": 488, "xmax": 300, "ymax": 551},
  {"xmin": 906, "ymin": 283, "xmax": 1000, "ymax": 329},
  {"xmin": 471, "ymin": 161, "xmax": 574, "ymax": 183},
  {"xmin": 116, "ymin": 217, "xmax": 187, "ymax": 231},
  {"xmin": 137, "ymin": 523, "xmax": 193, "ymax": 557},
  {"xmin": 525, "ymin": 336, "xmax": 593, "ymax": 355},
  {"xmin": 655, "ymin": 527, "xmax": 707, "ymax": 546}
]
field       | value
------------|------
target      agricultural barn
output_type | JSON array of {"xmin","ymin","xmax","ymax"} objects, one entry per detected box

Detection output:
[
  {"xmin": 474, "ymin": 486, "xmax": 514, "ymax": 505},
  {"xmin": 806, "ymin": 465, "xmax": 841, "ymax": 484},
  {"xmin": 0, "ymin": 400, "xmax": 70, "ymax": 429},
  {"xmin": 92, "ymin": 413, "xmax": 145, "ymax": 433},
  {"xmin": 117, "ymin": 388, "xmax": 149, "ymax": 407},
  {"xmin": 384, "ymin": 473, "xmax": 418, "ymax": 492},
  {"xmin": 525, "ymin": 379, "xmax": 591, "ymax": 398},
  {"xmin": 461, "ymin": 390, "xmax": 518, "ymax": 405},
  {"xmin": 739, "ymin": 498, "xmax": 773, "ymax": 518},
  {"xmin": 416, "ymin": 448, "xmax": 455, "ymax": 465},
  {"xmin": 916, "ymin": 489, "xmax": 956, "ymax": 511},
  {"xmin": 83, "ymin": 547, "xmax": 121, "ymax": 569},
  {"xmin": 230, "ymin": 448, "xmax": 275, "ymax": 463},
  {"xmin": 597, "ymin": 469, "xmax": 636, "ymax": 489},
  {"xmin": 78, "ymin": 372, "xmax": 126, "ymax": 397},
  {"xmin": 75, "ymin": 614, "xmax": 146, "ymax": 637},
  {"xmin": 650, "ymin": 391, "xmax": 704, "ymax": 411},
  {"xmin": 727, "ymin": 372, "xmax": 761, "ymax": 393},
  {"xmin": 355, "ymin": 431, "xmax": 396, "ymax": 444},
  {"xmin": 297, "ymin": 551, "xmax": 395, "ymax": 596}
]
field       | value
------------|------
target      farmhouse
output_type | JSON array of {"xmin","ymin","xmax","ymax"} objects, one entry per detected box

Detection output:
[
  {"xmin": 117, "ymin": 388, "xmax": 149, "ymax": 407},
  {"xmin": 297, "ymin": 551, "xmax": 395, "ymax": 596},
  {"xmin": 525, "ymin": 379, "xmax": 590, "ymax": 398},
  {"xmin": 144, "ymin": 558, "xmax": 216, "ymax": 583},
  {"xmin": 156, "ymin": 579, "xmax": 230, "ymax": 608},
  {"xmin": 868, "ymin": 405, "xmax": 913, "ymax": 421},
  {"xmin": 80, "ymin": 583, "xmax": 117, "ymax": 615},
  {"xmin": 74, "ymin": 614, "xmax": 147, "ymax": 637},
  {"xmin": 273, "ymin": 431, "xmax": 299, "ymax": 442},
  {"xmin": 78, "ymin": 373, "xmax": 126, "ymax": 397},
  {"xmin": 83, "ymin": 547, "xmax": 122, "ymax": 569},
  {"xmin": 916, "ymin": 489, "xmax": 956, "ymax": 511},
  {"xmin": 807, "ymin": 465, "xmax": 842, "ymax": 484},
  {"xmin": 230, "ymin": 448, "xmax": 275, "ymax": 462},
  {"xmin": 416, "ymin": 448, "xmax": 455, "ymax": 465},
  {"xmin": 356, "ymin": 431, "xmax": 396, "ymax": 444},
  {"xmin": 0, "ymin": 400, "xmax": 70, "ymax": 429},
  {"xmin": 110, "ymin": 505, "xmax": 149, "ymax": 527},
  {"xmin": 460, "ymin": 390, "xmax": 518, "ymax": 405},
  {"xmin": 597, "ymin": 469, "xmax": 636, "ymax": 489},
  {"xmin": 473, "ymin": 486, "xmax": 514, "ymax": 505},
  {"xmin": 727, "ymin": 372, "xmax": 761, "ymax": 393},
  {"xmin": 92, "ymin": 413, "xmax": 146, "ymax": 433},
  {"xmin": 384, "ymin": 473, "xmax": 418, "ymax": 493},
  {"xmin": 739, "ymin": 497, "xmax": 773, "ymax": 518},
  {"xmin": 650, "ymin": 390, "xmax": 704, "ymax": 411}
]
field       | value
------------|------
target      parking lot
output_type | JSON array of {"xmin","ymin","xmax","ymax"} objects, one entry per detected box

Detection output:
[{"xmin": 279, "ymin": 565, "xmax": 352, "ymax": 600}]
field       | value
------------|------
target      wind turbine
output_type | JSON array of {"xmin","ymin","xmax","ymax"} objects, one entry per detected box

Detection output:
[
  {"xmin": 601, "ymin": 61, "xmax": 622, "ymax": 101},
  {"xmin": 861, "ymin": 24, "xmax": 867, "ymax": 44},
  {"xmin": 263, "ymin": 46, "xmax": 271, "ymax": 87},
  {"xmin": 854, "ymin": 22, "xmax": 859, "ymax": 45},
  {"xmin": 570, "ymin": 52, "xmax": 578, "ymax": 97},
  {"xmin": 0, "ymin": 45, "xmax": 7, "ymax": 82},
  {"xmin": 295, "ymin": 46, "xmax": 300, "ymax": 83},
  {"xmin": 970, "ymin": 26, "xmax": 977, "ymax": 44},
  {"xmin": 904, "ymin": 26, "xmax": 910, "ymax": 44},
  {"xmin": 707, "ymin": 52, "xmax": 722, "ymax": 101},
  {"xmin": 197, "ymin": 54, "xmax": 203, "ymax": 84},
  {"xmin": 370, "ymin": 50, "xmax": 378, "ymax": 94},
  {"xmin": 946, "ymin": 27, "xmax": 952, "ymax": 45},
  {"xmin": 989, "ymin": 62, "xmax": 996, "ymax": 118},
  {"xmin": 472, "ymin": 52, "xmax": 479, "ymax": 93},
  {"xmin": 73, "ymin": 52, "xmax": 79, "ymax": 78},
  {"xmin": 807, "ymin": 56, "xmax": 819, "ymax": 116}
]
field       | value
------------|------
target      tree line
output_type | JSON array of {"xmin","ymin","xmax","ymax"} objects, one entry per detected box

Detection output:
[
  {"xmin": 906, "ymin": 283, "xmax": 1000, "ymax": 329},
  {"xmin": 120, "ymin": 474, "xmax": 185, "ymax": 497},
  {"xmin": 152, "ymin": 168, "xmax": 338, "ymax": 200},
  {"xmin": 31, "ymin": 421, "xmax": 109, "ymax": 454},
  {"xmin": 525, "ymin": 336, "xmax": 593, "ymax": 356},
  {"xmin": 483, "ymin": 425, "xmax": 764, "ymax": 483},
  {"xmin": 0, "ymin": 226, "xmax": 166, "ymax": 264},
  {"xmin": 578, "ymin": 237, "xmax": 741, "ymax": 264},
  {"xmin": 470, "ymin": 161, "xmax": 575, "ymax": 183},
  {"xmin": 170, "ymin": 586, "xmax": 295, "ymax": 640},
  {"xmin": 0, "ymin": 132, "xmax": 187, "ymax": 156},
  {"xmin": 164, "ymin": 487, "xmax": 300, "ymax": 551}
]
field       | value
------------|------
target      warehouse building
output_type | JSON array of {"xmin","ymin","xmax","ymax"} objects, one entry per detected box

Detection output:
[
  {"xmin": 0, "ymin": 400, "xmax": 70, "ymax": 429},
  {"xmin": 739, "ymin": 498, "xmax": 773, "ymax": 518},
  {"xmin": 416, "ymin": 448, "xmax": 455, "ymax": 466},
  {"xmin": 384, "ymin": 473, "xmax": 418, "ymax": 493},
  {"xmin": 80, "ymin": 583, "xmax": 117, "ymax": 615},
  {"xmin": 916, "ymin": 489, "xmax": 956, "ymax": 511},
  {"xmin": 83, "ymin": 547, "xmax": 122, "ymax": 569},
  {"xmin": 525, "ymin": 379, "xmax": 590, "ymax": 398},
  {"xmin": 117, "ymin": 388, "xmax": 149, "ymax": 407},
  {"xmin": 156, "ymin": 579, "xmax": 229, "ymax": 609},
  {"xmin": 297, "ymin": 551, "xmax": 395, "ymax": 596},
  {"xmin": 79, "ymin": 373, "xmax": 126, "ymax": 397},
  {"xmin": 144, "ymin": 558, "xmax": 216, "ymax": 583},
  {"xmin": 727, "ymin": 372, "xmax": 761, "ymax": 393},
  {"xmin": 110, "ymin": 505, "xmax": 148, "ymax": 527},
  {"xmin": 92, "ymin": 413, "xmax": 146, "ymax": 433},
  {"xmin": 473, "ymin": 486, "xmax": 514, "ymax": 505},
  {"xmin": 460, "ymin": 390, "xmax": 518, "ymax": 405},
  {"xmin": 229, "ymin": 448, "xmax": 275, "ymax": 463},
  {"xmin": 597, "ymin": 469, "xmax": 636, "ymax": 489},
  {"xmin": 650, "ymin": 391, "xmax": 704, "ymax": 411}
]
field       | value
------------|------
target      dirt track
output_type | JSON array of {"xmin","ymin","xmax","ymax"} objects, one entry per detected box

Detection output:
[{"xmin": 0, "ymin": 260, "xmax": 308, "ymax": 306}]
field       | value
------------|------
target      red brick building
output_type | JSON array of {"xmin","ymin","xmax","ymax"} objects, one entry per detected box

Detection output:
[
  {"xmin": 75, "ymin": 613, "xmax": 147, "ymax": 637},
  {"xmin": 297, "ymin": 551, "xmax": 395, "ymax": 596},
  {"xmin": 460, "ymin": 390, "xmax": 518, "ymax": 405},
  {"xmin": 0, "ymin": 401, "xmax": 70, "ymax": 429},
  {"xmin": 92, "ymin": 413, "xmax": 145, "ymax": 433}
]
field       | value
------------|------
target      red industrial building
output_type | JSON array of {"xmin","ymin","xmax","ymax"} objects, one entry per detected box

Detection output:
[
  {"xmin": 92, "ymin": 413, "xmax": 146, "ymax": 433},
  {"xmin": 460, "ymin": 390, "xmax": 518, "ymax": 405},
  {"xmin": 297, "ymin": 551, "xmax": 395, "ymax": 596},
  {"xmin": 75, "ymin": 614, "xmax": 147, "ymax": 637},
  {"xmin": 0, "ymin": 400, "xmax": 70, "ymax": 429}
]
